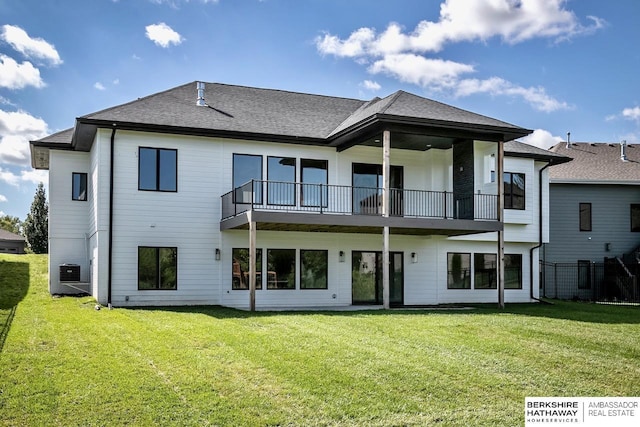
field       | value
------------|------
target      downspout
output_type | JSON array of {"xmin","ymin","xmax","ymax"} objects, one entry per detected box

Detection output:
[
  {"xmin": 529, "ymin": 161, "xmax": 552, "ymax": 303},
  {"xmin": 107, "ymin": 126, "xmax": 116, "ymax": 309}
]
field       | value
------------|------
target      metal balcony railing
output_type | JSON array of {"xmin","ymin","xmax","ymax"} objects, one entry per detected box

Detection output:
[{"xmin": 221, "ymin": 180, "xmax": 498, "ymax": 221}]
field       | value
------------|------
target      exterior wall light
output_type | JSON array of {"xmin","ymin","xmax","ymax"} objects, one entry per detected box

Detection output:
[
  {"xmin": 339, "ymin": 251, "xmax": 345, "ymax": 262},
  {"xmin": 411, "ymin": 252, "xmax": 418, "ymax": 263},
  {"xmin": 215, "ymin": 248, "xmax": 221, "ymax": 261}
]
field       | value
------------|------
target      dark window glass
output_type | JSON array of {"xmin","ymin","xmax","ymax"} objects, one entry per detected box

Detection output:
[
  {"xmin": 631, "ymin": 204, "xmax": 640, "ymax": 232},
  {"xmin": 474, "ymin": 253, "xmax": 497, "ymax": 289},
  {"xmin": 267, "ymin": 249, "xmax": 296, "ymax": 289},
  {"xmin": 504, "ymin": 172, "xmax": 525, "ymax": 210},
  {"xmin": 300, "ymin": 250, "xmax": 328, "ymax": 289},
  {"xmin": 504, "ymin": 254, "xmax": 522, "ymax": 289},
  {"xmin": 447, "ymin": 253, "xmax": 471, "ymax": 289},
  {"xmin": 352, "ymin": 163, "xmax": 403, "ymax": 215},
  {"xmin": 72, "ymin": 172, "xmax": 87, "ymax": 201},
  {"xmin": 301, "ymin": 159, "xmax": 328, "ymax": 207},
  {"xmin": 232, "ymin": 248, "xmax": 263, "ymax": 290},
  {"xmin": 233, "ymin": 154, "xmax": 262, "ymax": 204},
  {"xmin": 139, "ymin": 147, "xmax": 177, "ymax": 191},
  {"xmin": 579, "ymin": 203, "xmax": 592, "ymax": 231},
  {"xmin": 267, "ymin": 156, "xmax": 295, "ymax": 205},
  {"xmin": 138, "ymin": 247, "xmax": 177, "ymax": 290}
]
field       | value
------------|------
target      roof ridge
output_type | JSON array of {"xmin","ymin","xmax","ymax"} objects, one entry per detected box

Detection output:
[
  {"xmin": 207, "ymin": 81, "xmax": 365, "ymax": 103},
  {"xmin": 376, "ymin": 90, "xmax": 406, "ymax": 115}
]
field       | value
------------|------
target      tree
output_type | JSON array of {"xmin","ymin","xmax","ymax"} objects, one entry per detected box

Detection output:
[
  {"xmin": 0, "ymin": 215, "xmax": 22, "ymax": 235},
  {"xmin": 23, "ymin": 182, "xmax": 48, "ymax": 254}
]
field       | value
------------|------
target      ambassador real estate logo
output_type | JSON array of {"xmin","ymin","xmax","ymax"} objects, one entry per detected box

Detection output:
[{"xmin": 525, "ymin": 397, "xmax": 639, "ymax": 426}]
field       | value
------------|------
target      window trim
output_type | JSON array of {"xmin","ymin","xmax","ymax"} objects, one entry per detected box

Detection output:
[
  {"xmin": 579, "ymin": 203, "xmax": 592, "ymax": 232},
  {"xmin": 232, "ymin": 153, "xmax": 263, "ymax": 204},
  {"xmin": 72, "ymin": 172, "xmax": 87, "ymax": 201},
  {"xmin": 137, "ymin": 246, "xmax": 178, "ymax": 291},
  {"xmin": 473, "ymin": 253, "xmax": 497, "ymax": 289},
  {"xmin": 503, "ymin": 171, "xmax": 525, "ymax": 210},
  {"xmin": 447, "ymin": 252, "xmax": 471, "ymax": 289},
  {"xmin": 504, "ymin": 254, "xmax": 523, "ymax": 290},
  {"xmin": 267, "ymin": 156, "xmax": 296, "ymax": 207},
  {"xmin": 631, "ymin": 204, "xmax": 640, "ymax": 232},
  {"xmin": 266, "ymin": 248, "xmax": 296, "ymax": 290},
  {"xmin": 300, "ymin": 249, "xmax": 328, "ymax": 290},
  {"xmin": 138, "ymin": 147, "xmax": 178, "ymax": 192}
]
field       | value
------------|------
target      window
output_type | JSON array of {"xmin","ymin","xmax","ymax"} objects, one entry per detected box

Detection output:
[
  {"xmin": 267, "ymin": 249, "xmax": 296, "ymax": 289},
  {"xmin": 447, "ymin": 253, "xmax": 471, "ymax": 289},
  {"xmin": 301, "ymin": 159, "xmax": 328, "ymax": 207},
  {"xmin": 300, "ymin": 250, "xmax": 328, "ymax": 289},
  {"xmin": 579, "ymin": 203, "xmax": 592, "ymax": 231},
  {"xmin": 267, "ymin": 156, "xmax": 295, "ymax": 205},
  {"xmin": 504, "ymin": 254, "xmax": 522, "ymax": 289},
  {"xmin": 72, "ymin": 172, "xmax": 87, "ymax": 201},
  {"xmin": 139, "ymin": 148, "xmax": 177, "ymax": 191},
  {"xmin": 352, "ymin": 163, "xmax": 403, "ymax": 215},
  {"xmin": 232, "ymin": 248, "xmax": 263, "ymax": 290},
  {"xmin": 474, "ymin": 253, "xmax": 497, "ymax": 289},
  {"xmin": 233, "ymin": 154, "xmax": 262, "ymax": 204},
  {"xmin": 504, "ymin": 172, "xmax": 525, "ymax": 210},
  {"xmin": 138, "ymin": 247, "xmax": 177, "ymax": 290},
  {"xmin": 631, "ymin": 204, "xmax": 640, "ymax": 232}
]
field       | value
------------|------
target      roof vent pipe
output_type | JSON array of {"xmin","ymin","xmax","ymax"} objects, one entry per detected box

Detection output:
[
  {"xmin": 566, "ymin": 132, "xmax": 571, "ymax": 149},
  {"xmin": 196, "ymin": 82, "xmax": 206, "ymax": 106},
  {"xmin": 621, "ymin": 140, "xmax": 628, "ymax": 162}
]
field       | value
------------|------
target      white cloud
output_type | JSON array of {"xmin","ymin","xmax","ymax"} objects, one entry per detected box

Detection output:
[
  {"xmin": 0, "ymin": 166, "xmax": 19, "ymax": 187},
  {"xmin": 0, "ymin": 194, "xmax": 7, "ymax": 203},
  {"xmin": 316, "ymin": 0, "xmax": 601, "ymax": 112},
  {"xmin": 1, "ymin": 25, "xmax": 62, "ymax": 66},
  {"xmin": 0, "ymin": 54, "xmax": 45, "ymax": 89},
  {"xmin": 454, "ymin": 77, "xmax": 571, "ymax": 112},
  {"xmin": 369, "ymin": 53, "xmax": 474, "ymax": 88},
  {"xmin": 622, "ymin": 106, "xmax": 640, "ymax": 121},
  {"xmin": 145, "ymin": 23, "xmax": 184, "ymax": 48},
  {"xmin": 520, "ymin": 128, "xmax": 564, "ymax": 150},
  {"xmin": 20, "ymin": 168, "xmax": 48, "ymax": 186},
  {"xmin": 361, "ymin": 80, "xmax": 381, "ymax": 91},
  {"xmin": 0, "ymin": 109, "xmax": 49, "ymax": 166},
  {"xmin": 94, "ymin": 82, "xmax": 106, "ymax": 91}
]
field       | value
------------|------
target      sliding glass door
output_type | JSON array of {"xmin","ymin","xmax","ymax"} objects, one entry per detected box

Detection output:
[{"xmin": 352, "ymin": 251, "xmax": 404, "ymax": 305}]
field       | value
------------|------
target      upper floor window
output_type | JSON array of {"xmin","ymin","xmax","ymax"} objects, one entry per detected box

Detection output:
[
  {"xmin": 233, "ymin": 154, "xmax": 263, "ymax": 204},
  {"xmin": 139, "ymin": 147, "xmax": 177, "ymax": 192},
  {"xmin": 267, "ymin": 156, "xmax": 295, "ymax": 206},
  {"xmin": 631, "ymin": 204, "xmax": 640, "ymax": 232},
  {"xmin": 579, "ymin": 203, "xmax": 592, "ymax": 231},
  {"xmin": 504, "ymin": 172, "xmax": 525, "ymax": 210},
  {"xmin": 72, "ymin": 172, "xmax": 87, "ymax": 201},
  {"xmin": 301, "ymin": 159, "xmax": 328, "ymax": 207}
]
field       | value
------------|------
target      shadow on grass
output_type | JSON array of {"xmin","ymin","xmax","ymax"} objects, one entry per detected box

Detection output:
[
  {"xmin": 0, "ymin": 260, "xmax": 30, "ymax": 353},
  {"xmin": 123, "ymin": 298, "xmax": 639, "ymax": 325}
]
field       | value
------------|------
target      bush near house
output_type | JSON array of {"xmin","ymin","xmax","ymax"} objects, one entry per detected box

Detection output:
[{"xmin": 0, "ymin": 254, "xmax": 639, "ymax": 426}]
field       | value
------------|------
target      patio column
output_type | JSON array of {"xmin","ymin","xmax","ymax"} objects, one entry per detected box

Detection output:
[
  {"xmin": 249, "ymin": 211, "xmax": 257, "ymax": 312},
  {"xmin": 382, "ymin": 129, "xmax": 391, "ymax": 309},
  {"xmin": 497, "ymin": 141, "xmax": 505, "ymax": 309}
]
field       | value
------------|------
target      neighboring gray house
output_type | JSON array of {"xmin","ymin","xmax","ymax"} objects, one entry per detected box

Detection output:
[
  {"xmin": 0, "ymin": 229, "xmax": 26, "ymax": 254},
  {"xmin": 543, "ymin": 141, "xmax": 640, "ymax": 300}
]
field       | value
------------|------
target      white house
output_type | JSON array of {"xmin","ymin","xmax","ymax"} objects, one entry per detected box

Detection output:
[{"xmin": 30, "ymin": 82, "xmax": 569, "ymax": 309}]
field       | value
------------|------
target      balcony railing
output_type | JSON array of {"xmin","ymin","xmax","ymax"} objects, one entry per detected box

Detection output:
[{"xmin": 221, "ymin": 180, "xmax": 498, "ymax": 221}]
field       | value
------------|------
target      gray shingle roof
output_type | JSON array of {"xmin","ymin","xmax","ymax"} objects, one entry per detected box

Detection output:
[
  {"xmin": 0, "ymin": 229, "xmax": 25, "ymax": 242},
  {"xmin": 504, "ymin": 140, "xmax": 572, "ymax": 164},
  {"xmin": 36, "ymin": 128, "xmax": 74, "ymax": 145},
  {"xmin": 549, "ymin": 142, "xmax": 640, "ymax": 183}
]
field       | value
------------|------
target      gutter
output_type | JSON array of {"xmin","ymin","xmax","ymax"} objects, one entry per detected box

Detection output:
[
  {"xmin": 108, "ymin": 126, "xmax": 116, "ymax": 309},
  {"xmin": 529, "ymin": 161, "xmax": 553, "ymax": 304}
]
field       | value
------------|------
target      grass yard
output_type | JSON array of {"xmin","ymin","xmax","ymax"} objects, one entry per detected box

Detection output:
[{"xmin": 0, "ymin": 254, "xmax": 639, "ymax": 426}]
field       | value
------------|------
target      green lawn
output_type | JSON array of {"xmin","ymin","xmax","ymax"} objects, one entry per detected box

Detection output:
[{"xmin": 0, "ymin": 254, "xmax": 638, "ymax": 426}]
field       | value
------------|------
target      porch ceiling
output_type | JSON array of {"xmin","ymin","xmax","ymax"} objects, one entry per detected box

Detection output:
[{"xmin": 220, "ymin": 211, "xmax": 502, "ymax": 237}]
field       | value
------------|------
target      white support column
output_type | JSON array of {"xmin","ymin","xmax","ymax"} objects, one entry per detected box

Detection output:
[
  {"xmin": 497, "ymin": 141, "xmax": 505, "ymax": 309},
  {"xmin": 382, "ymin": 130, "xmax": 391, "ymax": 309},
  {"xmin": 249, "ymin": 212, "xmax": 257, "ymax": 312}
]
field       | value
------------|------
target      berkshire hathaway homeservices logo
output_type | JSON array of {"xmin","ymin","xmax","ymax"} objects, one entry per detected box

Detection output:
[{"xmin": 525, "ymin": 397, "xmax": 639, "ymax": 426}]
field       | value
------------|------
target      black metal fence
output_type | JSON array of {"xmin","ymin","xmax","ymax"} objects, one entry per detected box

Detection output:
[{"xmin": 540, "ymin": 259, "xmax": 640, "ymax": 304}]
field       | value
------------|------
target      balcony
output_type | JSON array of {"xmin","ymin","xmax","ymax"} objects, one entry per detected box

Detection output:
[{"xmin": 220, "ymin": 180, "xmax": 501, "ymax": 236}]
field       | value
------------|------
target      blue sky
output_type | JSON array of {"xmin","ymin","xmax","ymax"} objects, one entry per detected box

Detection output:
[{"xmin": 1, "ymin": 0, "xmax": 639, "ymax": 220}]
